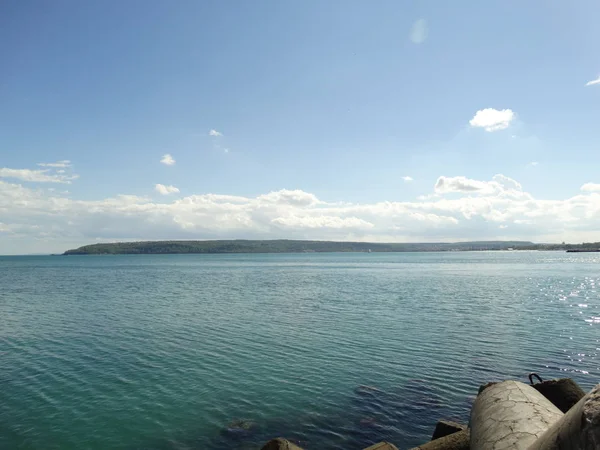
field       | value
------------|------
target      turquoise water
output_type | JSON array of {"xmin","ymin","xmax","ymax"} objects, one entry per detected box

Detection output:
[{"xmin": 0, "ymin": 252, "xmax": 599, "ymax": 449}]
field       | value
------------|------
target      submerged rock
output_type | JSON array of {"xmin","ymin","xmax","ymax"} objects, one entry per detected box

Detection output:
[
  {"xmin": 355, "ymin": 385, "xmax": 383, "ymax": 396},
  {"xmin": 403, "ymin": 379, "xmax": 446, "ymax": 411},
  {"xmin": 222, "ymin": 419, "xmax": 258, "ymax": 437},
  {"xmin": 358, "ymin": 416, "xmax": 378, "ymax": 427}
]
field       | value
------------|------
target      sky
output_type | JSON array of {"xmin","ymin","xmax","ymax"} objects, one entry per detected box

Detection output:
[{"xmin": 1, "ymin": 0, "xmax": 600, "ymax": 254}]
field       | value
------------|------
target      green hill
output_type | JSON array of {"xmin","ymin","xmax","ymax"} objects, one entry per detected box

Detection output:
[{"xmin": 63, "ymin": 239, "xmax": 536, "ymax": 255}]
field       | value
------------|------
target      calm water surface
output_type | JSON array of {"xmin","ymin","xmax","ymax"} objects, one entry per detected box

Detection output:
[{"xmin": 1, "ymin": 252, "xmax": 599, "ymax": 449}]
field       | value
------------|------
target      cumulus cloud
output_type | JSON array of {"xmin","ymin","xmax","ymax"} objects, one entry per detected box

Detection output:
[
  {"xmin": 585, "ymin": 76, "xmax": 600, "ymax": 86},
  {"xmin": 209, "ymin": 129, "xmax": 223, "ymax": 137},
  {"xmin": 469, "ymin": 108, "xmax": 515, "ymax": 131},
  {"xmin": 0, "ymin": 167, "xmax": 79, "ymax": 184},
  {"xmin": 492, "ymin": 174, "xmax": 522, "ymax": 190},
  {"xmin": 409, "ymin": 19, "xmax": 428, "ymax": 44},
  {"xmin": 257, "ymin": 189, "xmax": 319, "ymax": 206},
  {"xmin": 581, "ymin": 183, "xmax": 600, "ymax": 192},
  {"xmin": 402, "ymin": 176, "xmax": 414, "ymax": 182},
  {"xmin": 435, "ymin": 174, "xmax": 523, "ymax": 196},
  {"xmin": 160, "ymin": 154, "xmax": 175, "ymax": 166},
  {"xmin": 4, "ymin": 174, "xmax": 600, "ymax": 254},
  {"xmin": 155, "ymin": 184, "xmax": 180, "ymax": 195}
]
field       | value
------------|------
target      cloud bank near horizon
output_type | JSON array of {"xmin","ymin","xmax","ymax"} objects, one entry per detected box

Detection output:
[{"xmin": 2, "ymin": 166, "xmax": 600, "ymax": 254}]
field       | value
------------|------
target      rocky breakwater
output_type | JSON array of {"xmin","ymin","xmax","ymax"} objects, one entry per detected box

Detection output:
[{"xmin": 259, "ymin": 375, "xmax": 598, "ymax": 450}]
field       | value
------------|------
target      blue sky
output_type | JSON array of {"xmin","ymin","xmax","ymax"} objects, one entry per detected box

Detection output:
[{"xmin": 1, "ymin": 1, "xmax": 600, "ymax": 254}]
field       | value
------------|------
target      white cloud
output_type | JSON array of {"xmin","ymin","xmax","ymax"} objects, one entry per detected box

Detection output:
[
  {"xmin": 409, "ymin": 19, "xmax": 428, "ymax": 44},
  {"xmin": 581, "ymin": 183, "xmax": 600, "ymax": 192},
  {"xmin": 402, "ymin": 176, "xmax": 414, "ymax": 182},
  {"xmin": 434, "ymin": 174, "xmax": 524, "ymax": 200},
  {"xmin": 529, "ymin": 161, "xmax": 539, "ymax": 166},
  {"xmin": 585, "ymin": 76, "xmax": 600, "ymax": 86},
  {"xmin": 258, "ymin": 189, "xmax": 319, "ymax": 206},
  {"xmin": 5, "ymin": 174, "xmax": 600, "ymax": 254},
  {"xmin": 417, "ymin": 194, "xmax": 438, "ymax": 201},
  {"xmin": 469, "ymin": 108, "xmax": 515, "ymax": 132},
  {"xmin": 0, "ymin": 167, "xmax": 79, "ymax": 183},
  {"xmin": 435, "ymin": 176, "xmax": 491, "ymax": 194},
  {"xmin": 209, "ymin": 129, "xmax": 223, "ymax": 137},
  {"xmin": 492, "ymin": 174, "xmax": 522, "ymax": 191},
  {"xmin": 160, "ymin": 154, "xmax": 176, "ymax": 166},
  {"xmin": 155, "ymin": 184, "xmax": 180, "ymax": 195},
  {"xmin": 0, "ymin": 221, "xmax": 41, "ymax": 234},
  {"xmin": 271, "ymin": 215, "xmax": 374, "ymax": 230},
  {"xmin": 38, "ymin": 160, "xmax": 71, "ymax": 168}
]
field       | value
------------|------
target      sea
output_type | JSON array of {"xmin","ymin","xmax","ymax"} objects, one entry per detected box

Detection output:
[{"xmin": 0, "ymin": 252, "xmax": 598, "ymax": 450}]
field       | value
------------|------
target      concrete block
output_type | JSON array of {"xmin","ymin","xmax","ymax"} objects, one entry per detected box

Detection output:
[
  {"xmin": 431, "ymin": 420, "xmax": 466, "ymax": 440},
  {"xmin": 478, "ymin": 381, "xmax": 497, "ymax": 394},
  {"xmin": 532, "ymin": 378, "xmax": 586, "ymax": 413},
  {"xmin": 363, "ymin": 442, "xmax": 399, "ymax": 450},
  {"xmin": 410, "ymin": 429, "xmax": 469, "ymax": 450},
  {"xmin": 527, "ymin": 383, "xmax": 600, "ymax": 450},
  {"xmin": 470, "ymin": 380, "xmax": 563, "ymax": 450}
]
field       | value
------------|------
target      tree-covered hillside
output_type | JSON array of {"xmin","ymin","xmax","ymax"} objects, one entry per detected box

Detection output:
[{"xmin": 63, "ymin": 240, "xmax": 536, "ymax": 255}]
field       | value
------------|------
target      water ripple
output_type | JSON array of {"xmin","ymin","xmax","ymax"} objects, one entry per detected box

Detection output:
[{"xmin": 0, "ymin": 252, "xmax": 598, "ymax": 449}]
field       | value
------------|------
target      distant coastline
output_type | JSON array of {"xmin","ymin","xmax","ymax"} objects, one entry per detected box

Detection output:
[{"xmin": 61, "ymin": 239, "xmax": 600, "ymax": 255}]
